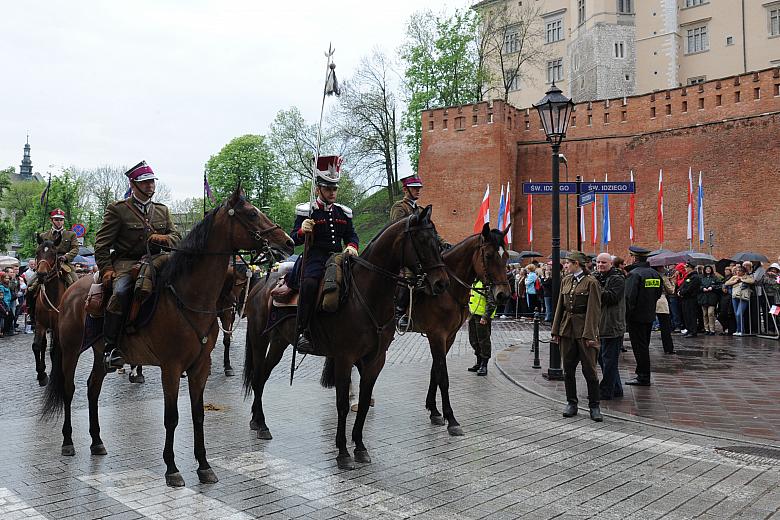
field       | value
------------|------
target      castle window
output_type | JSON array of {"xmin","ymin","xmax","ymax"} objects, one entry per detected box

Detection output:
[
  {"xmin": 614, "ymin": 41, "xmax": 625, "ymax": 58},
  {"xmin": 504, "ymin": 70, "xmax": 520, "ymax": 91},
  {"xmin": 716, "ymin": 94, "xmax": 722, "ymax": 106},
  {"xmin": 546, "ymin": 18, "xmax": 564, "ymax": 43},
  {"xmin": 684, "ymin": 0, "xmax": 706, "ymax": 7},
  {"xmin": 504, "ymin": 26, "xmax": 520, "ymax": 53},
  {"xmin": 770, "ymin": 7, "xmax": 780, "ymax": 37},
  {"xmin": 687, "ymin": 76, "xmax": 706, "ymax": 85},
  {"xmin": 547, "ymin": 59, "xmax": 564, "ymax": 83},
  {"xmin": 686, "ymin": 25, "xmax": 709, "ymax": 54},
  {"xmin": 617, "ymin": 0, "xmax": 633, "ymax": 14},
  {"xmin": 578, "ymin": 0, "xmax": 586, "ymax": 26}
]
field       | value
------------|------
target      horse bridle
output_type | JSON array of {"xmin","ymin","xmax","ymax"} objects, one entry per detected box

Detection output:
[
  {"xmin": 478, "ymin": 236, "xmax": 511, "ymax": 290},
  {"xmin": 35, "ymin": 256, "xmax": 63, "ymax": 284},
  {"xmin": 225, "ymin": 197, "xmax": 283, "ymax": 258},
  {"xmin": 401, "ymin": 215, "xmax": 447, "ymax": 289}
]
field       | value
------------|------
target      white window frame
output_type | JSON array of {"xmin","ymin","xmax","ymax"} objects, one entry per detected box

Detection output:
[
  {"xmin": 547, "ymin": 58, "xmax": 564, "ymax": 83},
  {"xmin": 770, "ymin": 6, "xmax": 780, "ymax": 37},
  {"xmin": 545, "ymin": 18, "xmax": 564, "ymax": 43},
  {"xmin": 504, "ymin": 26, "xmax": 520, "ymax": 54},
  {"xmin": 617, "ymin": 0, "xmax": 633, "ymax": 14},
  {"xmin": 687, "ymin": 76, "xmax": 706, "ymax": 85},
  {"xmin": 504, "ymin": 70, "xmax": 520, "ymax": 91},
  {"xmin": 686, "ymin": 25, "xmax": 709, "ymax": 54},
  {"xmin": 684, "ymin": 0, "xmax": 706, "ymax": 7},
  {"xmin": 578, "ymin": 0, "xmax": 586, "ymax": 26},
  {"xmin": 614, "ymin": 41, "xmax": 625, "ymax": 58}
]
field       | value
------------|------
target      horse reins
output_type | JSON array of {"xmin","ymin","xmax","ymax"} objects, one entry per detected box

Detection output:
[{"xmin": 35, "ymin": 257, "xmax": 65, "ymax": 313}]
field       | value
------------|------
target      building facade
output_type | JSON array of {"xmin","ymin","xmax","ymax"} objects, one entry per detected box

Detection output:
[{"xmin": 476, "ymin": 0, "xmax": 780, "ymax": 108}]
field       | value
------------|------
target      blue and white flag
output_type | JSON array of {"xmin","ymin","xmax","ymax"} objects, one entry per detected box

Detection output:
[
  {"xmin": 602, "ymin": 174, "xmax": 611, "ymax": 245},
  {"xmin": 496, "ymin": 185, "xmax": 505, "ymax": 234},
  {"xmin": 697, "ymin": 171, "xmax": 704, "ymax": 243}
]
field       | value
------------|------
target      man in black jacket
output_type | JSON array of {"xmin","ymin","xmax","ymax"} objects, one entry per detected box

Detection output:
[
  {"xmin": 678, "ymin": 262, "xmax": 702, "ymax": 338},
  {"xmin": 595, "ymin": 253, "xmax": 626, "ymax": 399},
  {"xmin": 624, "ymin": 246, "xmax": 662, "ymax": 386}
]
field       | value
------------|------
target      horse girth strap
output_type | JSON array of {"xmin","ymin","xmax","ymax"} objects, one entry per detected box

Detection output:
[{"xmin": 167, "ymin": 284, "xmax": 234, "ymax": 345}]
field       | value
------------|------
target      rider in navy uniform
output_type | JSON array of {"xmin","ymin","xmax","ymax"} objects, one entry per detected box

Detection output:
[{"xmin": 288, "ymin": 155, "xmax": 359, "ymax": 353}]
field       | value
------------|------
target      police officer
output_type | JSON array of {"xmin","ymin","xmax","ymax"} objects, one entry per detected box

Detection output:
[
  {"xmin": 467, "ymin": 280, "xmax": 496, "ymax": 376},
  {"xmin": 27, "ymin": 209, "xmax": 80, "ymax": 323},
  {"xmin": 289, "ymin": 155, "xmax": 358, "ymax": 354},
  {"xmin": 551, "ymin": 251, "xmax": 603, "ymax": 421},
  {"xmin": 95, "ymin": 161, "xmax": 181, "ymax": 371},
  {"xmin": 624, "ymin": 245, "xmax": 662, "ymax": 386},
  {"xmin": 390, "ymin": 175, "xmax": 450, "ymax": 328}
]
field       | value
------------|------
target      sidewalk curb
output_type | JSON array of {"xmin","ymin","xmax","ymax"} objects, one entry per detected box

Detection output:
[{"xmin": 494, "ymin": 348, "xmax": 780, "ymax": 449}]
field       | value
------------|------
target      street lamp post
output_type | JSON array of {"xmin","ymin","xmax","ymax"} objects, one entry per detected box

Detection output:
[{"xmin": 533, "ymin": 82, "xmax": 574, "ymax": 382}]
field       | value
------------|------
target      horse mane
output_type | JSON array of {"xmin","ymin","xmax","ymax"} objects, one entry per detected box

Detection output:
[{"xmin": 159, "ymin": 207, "xmax": 217, "ymax": 286}]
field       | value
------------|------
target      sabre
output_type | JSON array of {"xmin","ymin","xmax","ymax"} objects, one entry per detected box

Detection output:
[{"xmin": 291, "ymin": 43, "xmax": 340, "ymax": 386}]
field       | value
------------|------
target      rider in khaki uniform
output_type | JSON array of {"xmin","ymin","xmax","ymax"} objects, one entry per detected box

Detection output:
[
  {"xmin": 95, "ymin": 161, "xmax": 180, "ymax": 371},
  {"xmin": 391, "ymin": 175, "xmax": 450, "ymax": 328},
  {"xmin": 27, "ymin": 208, "xmax": 80, "ymax": 322},
  {"xmin": 551, "ymin": 251, "xmax": 603, "ymax": 422}
]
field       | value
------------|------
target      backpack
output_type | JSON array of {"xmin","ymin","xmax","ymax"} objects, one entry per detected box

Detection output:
[{"xmin": 534, "ymin": 277, "xmax": 541, "ymax": 291}]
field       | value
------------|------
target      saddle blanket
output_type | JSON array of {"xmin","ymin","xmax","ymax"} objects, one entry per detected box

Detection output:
[
  {"xmin": 80, "ymin": 289, "xmax": 160, "ymax": 353},
  {"xmin": 262, "ymin": 306, "xmax": 297, "ymax": 336}
]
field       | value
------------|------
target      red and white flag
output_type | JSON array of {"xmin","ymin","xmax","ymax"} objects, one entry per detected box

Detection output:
[
  {"xmin": 629, "ymin": 170, "xmax": 636, "ymax": 243},
  {"xmin": 686, "ymin": 167, "xmax": 694, "ymax": 242},
  {"xmin": 591, "ymin": 180, "xmax": 597, "ymax": 247},
  {"xmin": 504, "ymin": 182, "xmax": 512, "ymax": 246},
  {"xmin": 473, "ymin": 184, "xmax": 490, "ymax": 233},
  {"xmin": 657, "ymin": 169, "xmax": 664, "ymax": 244},
  {"xmin": 527, "ymin": 188, "xmax": 533, "ymax": 246}
]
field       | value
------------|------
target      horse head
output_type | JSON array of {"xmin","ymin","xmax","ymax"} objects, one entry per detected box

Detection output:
[
  {"xmin": 221, "ymin": 184, "xmax": 294, "ymax": 256},
  {"xmin": 405, "ymin": 205, "xmax": 449, "ymax": 296},
  {"xmin": 475, "ymin": 223, "xmax": 511, "ymax": 304},
  {"xmin": 35, "ymin": 233, "xmax": 61, "ymax": 278}
]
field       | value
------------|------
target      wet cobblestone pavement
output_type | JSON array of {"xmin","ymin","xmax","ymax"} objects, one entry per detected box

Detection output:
[{"xmin": 0, "ymin": 321, "xmax": 779, "ymax": 519}]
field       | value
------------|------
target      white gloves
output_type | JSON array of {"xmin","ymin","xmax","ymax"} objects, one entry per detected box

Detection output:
[
  {"xmin": 344, "ymin": 245, "xmax": 358, "ymax": 256},
  {"xmin": 301, "ymin": 219, "xmax": 315, "ymax": 233}
]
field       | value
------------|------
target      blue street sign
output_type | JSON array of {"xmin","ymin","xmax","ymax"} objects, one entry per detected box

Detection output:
[
  {"xmin": 522, "ymin": 182, "xmax": 578, "ymax": 194},
  {"xmin": 580, "ymin": 181, "xmax": 635, "ymax": 194},
  {"xmin": 578, "ymin": 191, "xmax": 596, "ymax": 207},
  {"xmin": 71, "ymin": 223, "xmax": 86, "ymax": 238}
]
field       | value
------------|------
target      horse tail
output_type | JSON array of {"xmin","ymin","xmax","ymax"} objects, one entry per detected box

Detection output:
[
  {"xmin": 320, "ymin": 357, "xmax": 336, "ymax": 388},
  {"xmin": 242, "ymin": 330, "xmax": 254, "ymax": 398},
  {"xmin": 41, "ymin": 342, "xmax": 65, "ymax": 420}
]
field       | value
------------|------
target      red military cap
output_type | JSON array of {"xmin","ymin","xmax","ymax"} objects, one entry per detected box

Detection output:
[
  {"xmin": 125, "ymin": 160, "xmax": 157, "ymax": 182},
  {"xmin": 50, "ymin": 208, "xmax": 65, "ymax": 218},
  {"xmin": 401, "ymin": 175, "xmax": 423, "ymax": 188}
]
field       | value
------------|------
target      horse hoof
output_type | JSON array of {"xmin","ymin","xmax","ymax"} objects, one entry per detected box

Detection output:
[
  {"xmin": 249, "ymin": 419, "xmax": 259, "ymax": 431},
  {"xmin": 447, "ymin": 425, "xmax": 465, "ymax": 436},
  {"xmin": 129, "ymin": 374, "xmax": 145, "ymax": 384},
  {"xmin": 38, "ymin": 374, "xmax": 49, "ymax": 387},
  {"xmin": 336, "ymin": 455, "xmax": 355, "ymax": 470},
  {"xmin": 197, "ymin": 468, "xmax": 219, "ymax": 484},
  {"xmin": 430, "ymin": 415, "xmax": 445, "ymax": 426},
  {"xmin": 165, "ymin": 472, "xmax": 185, "ymax": 487},
  {"xmin": 256, "ymin": 429, "xmax": 273, "ymax": 440},
  {"xmin": 61, "ymin": 445, "xmax": 75, "ymax": 457},
  {"xmin": 90, "ymin": 444, "xmax": 107, "ymax": 455},
  {"xmin": 354, "ymin": 449, "xmax": 371, "ymax": 464},
  {"xmin": 224, "ymin": 367, "xmax": 234, "ymax": 377}
]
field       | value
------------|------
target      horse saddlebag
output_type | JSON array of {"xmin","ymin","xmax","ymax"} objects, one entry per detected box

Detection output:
[
  {"xmin": 85, "ymin": 283, "xmax": 106, "ymax": 317},
  {"xmin": 320, "ymin": 253, "xmax": 344, "ymax": 313}
]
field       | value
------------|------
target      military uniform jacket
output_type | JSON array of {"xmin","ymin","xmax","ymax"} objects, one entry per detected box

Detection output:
[
  {"xmin": 389, "ymin": 198, "xmax": 449, "ymax": 249},
  {"xmin": 40, "ymin": 228, "xmax": 80, "ymax": 262},
  {"xmin": 551, "ymin": 272, "xmax": 602, "ymax": 342},
  {"xmin": 292, "ymin": 201, "xmax": 358, "ymax": 256},
  {"xmin": 94, "ymin": 198, "xmax": 181, "ymax": 275}
]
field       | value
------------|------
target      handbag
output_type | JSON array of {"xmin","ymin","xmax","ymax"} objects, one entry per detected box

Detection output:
[{"xmin": 739, "ymin": 283, "xmax": 752, "ymax": 301}]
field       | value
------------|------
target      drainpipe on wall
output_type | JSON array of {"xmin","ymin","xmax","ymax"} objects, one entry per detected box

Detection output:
[{"xmin": 742, "ymin": 0, "xmax": 747, "ymax": 73}]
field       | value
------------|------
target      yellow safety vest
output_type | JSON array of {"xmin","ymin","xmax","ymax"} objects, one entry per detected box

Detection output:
[{"xmin": 469, "ymin": 281, "xmax": 496, "ymax": 318}]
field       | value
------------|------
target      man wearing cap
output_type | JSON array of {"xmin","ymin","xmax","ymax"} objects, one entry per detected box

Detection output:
[
  {"xmin": 27, "ymin": 209, "xmax": 81, "ymax": 323},
  {"xmin": 624, "ymin": 246, "xmax": 663, "ymax": 386},
  {"xmin": 551, "ymin": 251, "xmax": 603, "ymax": 422},
  {"xmin": 95, "ymin": 161, "xmax": 180, "ymax": 371},
  {"xmin": 390, "ymin": 175, "xmax": 450, "ymax": 328},
  {"xmin": 289, "ymin": 155, "xmax": 358, "ymax": 354}
]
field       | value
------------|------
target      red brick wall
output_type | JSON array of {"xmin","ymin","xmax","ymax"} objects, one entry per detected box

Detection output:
[{"xmin": 419, "ymin": 67, "xmax": 780, "ymax": 261}]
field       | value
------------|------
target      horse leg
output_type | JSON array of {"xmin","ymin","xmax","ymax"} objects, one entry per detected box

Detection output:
[
  {"xmin": 129, "ymin": 364, "xmax": 145, "ymax": 384},
  {"xmin": 61, "ymin": 348, "xmax": 78, "ymax": 456},
  {"xmin": 33, "ymin": 329, "xmax": 48, "ymax": 386},
  {"xmin": 161, "ymin": 367, "xmax": 185, "ymax": 487},
  {"xmin": 87, "ymin": 354, "xmax": 108, "ymax": 455},
  {"xmin": 334, "ymin": 357, "xmax": 354, "ymax": 470},
  {"xmin": 254, "ymin": 333, "xmax": 284, "ymax": 440},
  {"xmin": 188, "ymin": 358, "xmax": 218, "ymax": 484},
  {"xmin": 433, "ymin": 339, "xmax": 463, "ymax": 436},
  {"xmin": 426, "ymin": 360, "xmax": 444, "ymax": 425},
  {"xmin": 223, "ymin": 330, "xmax": 234, "ymax": 376},
  {"xmin": 351, "ymin": 354, "xmax": 385, "ymax": 464}
]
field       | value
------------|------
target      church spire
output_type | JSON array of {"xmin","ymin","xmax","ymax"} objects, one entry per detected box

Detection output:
[{"xmin": 20, "ymin": 136, "xmax": 32, "ymax": 178}]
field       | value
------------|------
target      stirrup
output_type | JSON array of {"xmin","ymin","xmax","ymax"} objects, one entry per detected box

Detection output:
[
  {"xmin": 295, "ymin": 334, "xmax": 315, "ymax": 355},
  {"xmin": 103, "ymin": 348, "xmax": 124, "ymax": 373},
  {"xmin": 397, "ymin": 315, "xmax": 410, "ymax": 329}
]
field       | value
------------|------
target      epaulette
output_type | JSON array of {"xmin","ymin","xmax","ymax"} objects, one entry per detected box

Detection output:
[
  {"xmin": 334, "ymin": 203, "xmax": 353, "ymax": 218},
  {"xmin": 296, "ymin": 202, "xmax": 313, "ymax": 217}
]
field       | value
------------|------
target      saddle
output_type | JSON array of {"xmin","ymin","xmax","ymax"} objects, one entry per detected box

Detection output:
[{"xmin": 270, "ymin": 254, "xmax": 346, "ymax": 312}]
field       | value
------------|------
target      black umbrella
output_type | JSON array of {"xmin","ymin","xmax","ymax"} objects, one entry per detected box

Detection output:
[
  {"xmin": 517, "ymin": 250, "xmax": 543, "ymax": 258},
  {"xmin": 78, "ymin": 246, "xmax": 95, "ymax": 257},
  {"xmin": 649, "ymin": 248, "xmax": 673, "ymax": 257},
  {"xmin": 732, "ymin": 251, "xmax": 768, "ymax": 263}
]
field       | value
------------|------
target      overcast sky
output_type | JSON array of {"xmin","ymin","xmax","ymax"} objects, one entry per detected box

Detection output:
[{"xmin": 1, "ymin": 0, "xmax": 468, "ymax": 199}]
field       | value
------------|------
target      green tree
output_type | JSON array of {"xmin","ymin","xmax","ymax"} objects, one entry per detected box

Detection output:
[
  {"xmin": 2, "ymin": 181, "xmax": 45, "ymax": 257},
  {"xmin": 205, "ymin": 135, "xmax": 288, "ymax": 225},
  {"xmin": 0, "ymin": 167, "xmax": 13, "ymax": 198}
]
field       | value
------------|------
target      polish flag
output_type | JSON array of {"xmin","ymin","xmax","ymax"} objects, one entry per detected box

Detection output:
[
  {"xmin": 686, "ymin": 167, "xmax": 694, "ymax": 242},
  {"xmin": 629, "ymin": 170, "xmax": 636, "ymax": 243},
  {"xmin": 657, "ymin": 169, "xmax": 664, "ymax": 244},
  {"xmin": 504, "ymin": 182, "xmax": 512, "ymax": 246},
  {"xmin": 473, "ymin": 184, "xmax": 490, "ymax": 233}
]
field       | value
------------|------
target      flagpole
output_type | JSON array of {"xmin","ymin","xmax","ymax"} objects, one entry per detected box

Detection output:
[{"xmin": 41, "ymin": 172, "xmax": 52, "ymax": 230}]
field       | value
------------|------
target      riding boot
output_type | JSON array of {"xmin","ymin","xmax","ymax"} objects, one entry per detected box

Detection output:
[
  {"xmin": 295, "ymin": 278, "xmax": 318, "ymax": 355},
  {"xmin": 467, "ymin": 355, "xmax": 481, "ymax": 372},
  {"xmin": 396, "ymin": 285, "xmax": 410, "ymax": 329},
  {"xmin": 477, "ymin": 358, "xmax": 488, "ymax": 376},
  {"xmin": 102, "ymin": 312, "xmax": 125, "ymax": 372}
]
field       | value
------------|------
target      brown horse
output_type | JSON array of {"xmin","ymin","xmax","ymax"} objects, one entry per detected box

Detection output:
[
  {"xmin": 30, "ymin": 234, "xmax": 68, "ymax": 387},
  {"xmin": 414, "ymin": 224, "xmax": 510, "ymax": 435},
  {"xmin": 216, "ymin": 263, "xmax": 252, "ymax": 376},
  {"xmin": 243, "ymin": 206, "xmax": 449, "ymax": 469},
  {"xmin": 42, "ymin": 186, "xmax": 294, "ymax": 487}
]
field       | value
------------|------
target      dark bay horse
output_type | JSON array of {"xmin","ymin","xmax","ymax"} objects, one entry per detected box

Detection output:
[
  {"xmin": 216, "ymin": 263, "xmax": 251, "ymax": 376},
  {"xmin": 42, "ymin": 186, "xmax": 294, "ymax": 487},
  {"xmin": 413, "ymin": 224, "xmax": 510, "ymax": 435},
  {"xmin": 243, "ymin": 206, "xmax": 448, "ymax": 469},
  {"xmin": 30, "ymin": 234, "xmax": 68, "ymax": 386}
]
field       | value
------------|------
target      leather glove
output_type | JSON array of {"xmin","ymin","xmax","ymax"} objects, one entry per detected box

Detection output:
[
  {"xmin": 148, "ymin": 234, "xmax": 169, "ymax": 246},
  {"xmin": 57, "ymin": 255, "xmax": 67, "ymax": 264},
  {"xmin": 301, "ymin": 219, "xmax": 315, "ymax": 234},
  {"xmin": 101, "ymin": 269, "xmax": 115, "ymax": 287},
  {"xmin": 344, "ymin": 245, "xmax": 358, "ymax": 256}
]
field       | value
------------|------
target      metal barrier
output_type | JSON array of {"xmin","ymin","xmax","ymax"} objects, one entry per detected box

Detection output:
[{"xmin": 756, "ymin": 281, "xmax": 780, "ymax": 340}]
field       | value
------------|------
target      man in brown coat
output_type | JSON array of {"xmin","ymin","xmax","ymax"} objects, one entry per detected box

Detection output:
[
  {"xmin": 551, "ymin": 251, "xmax": 603, "ymax": 421},
  {"xmin": 95, "ymin": 161, "xmax": 180, "ymax": 371}
]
